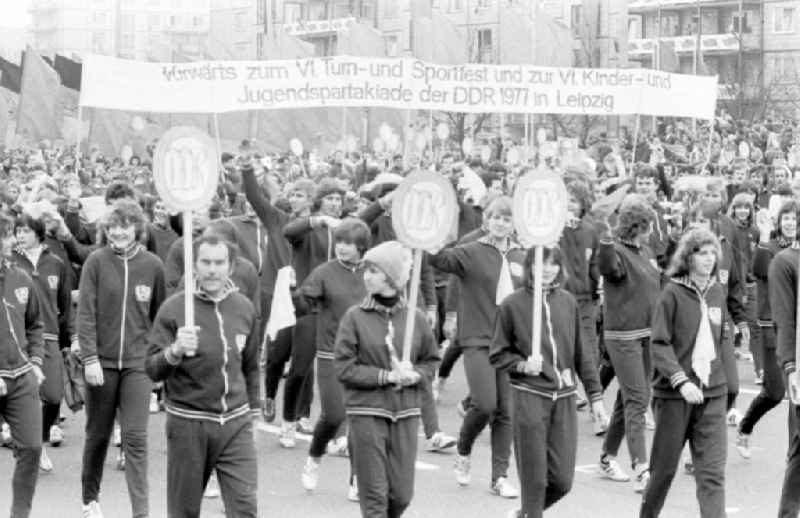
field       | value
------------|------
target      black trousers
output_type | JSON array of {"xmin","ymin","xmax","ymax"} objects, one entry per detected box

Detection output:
[
  {"xmin": 740, "ymin": 328, "xmax": 785, "ymax": 435},
  {"xmin": 282, "ymin": 315, "xmax": 316, "ymax": 422},
  {"xmin": 512, "ymin": 389, "xmax": 577, "ymax": 518},
  {"xmin": 265, "ymin": 320, "xmax": 313, "ymax": 420},
  {"xmin": 640, "ymin": 396, "xmax": 726, "ymax": 518},
  {"xmin": 778, "ymin": 400, "xmax": 800, "ymax": 517},
  {"xmin": 166, "ymin": 414, "xmax": 257, "ymax": 518}
]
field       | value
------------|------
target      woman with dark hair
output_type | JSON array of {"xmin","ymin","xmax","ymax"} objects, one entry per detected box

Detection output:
[
  {"xmin": 77, "ymin": 199, "xmax": 166, "ymax": 518},
  {"xmin": 12, "ymin": 213, "xmax": 74, "ymax": 473},
  {"xmin": 594, "ymin": 194, "xmax": 661, "ymax": 493},
  {"xmin": 297, "ymin": 218, "xmax": 372, "ymax": 498},
  {"xmin": 641, "ymin": 228, "xmax": 729, "ymax": 518},
  {"xmin": 491, "ymin": 246, "xmax": 607, "ymax": 518}
]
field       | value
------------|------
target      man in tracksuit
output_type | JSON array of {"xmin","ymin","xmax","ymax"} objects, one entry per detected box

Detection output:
[
  {"xmin": 767, "ymin": 242, "xmax": 800, "ymax": 516},
  {"xmin": 0, "ymin": 213, "xmax": 45, "ymax": 518},
  {"xmin": 146, "ymin": 234, "xmax": 261, "ymax": 518}
]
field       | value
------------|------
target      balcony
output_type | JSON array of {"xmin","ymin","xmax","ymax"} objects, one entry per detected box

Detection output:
[
  {"xmin": 629, "ymin": 32, "xmax": 759, "ymax": 57},
  {"xmin": 283, "ymin": 17, "xmax": 356, "ymax": 37},
  {"xmin": 628, "ymin": 0, "xmax": 760, "ymax": 13}
]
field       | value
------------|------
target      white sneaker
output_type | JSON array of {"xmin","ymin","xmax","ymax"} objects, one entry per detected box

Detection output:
[
  {"xmin": 425, "ymin": 431, "xmax": 456, "ymax": 452},
  {"xmin": 301, "ymin": 457, "xmax": 320, "ymax": 491},
  {"xmin": 1, "ymin": 423, "xmax": 12, "ymax": 446},
  {"xmin": 506, "ymin": 510, "xmax": 521, "ymax": 518},
  {"xmin": 204, "ymin": 473, "xmax": 220, "ymax": 498},
  {"xmin": 683, "ymin": 451, "xmax": 694, "ymax": 475},
  {"xmin": 112, "ymin": 424, "xmax": 121, "ymax": 447},
  {"xmin": 279, "ymin": 422, "xmax": 296, "ymax": 449},
  {"xmin": 327, "ymin": 436, "xmax": 349, "ymax": 457},
  {"xmin": 82, "ymin": 500, "xmax": 103, "ymax": 518},
  {"xmin": 454, "ymin": 454, "xmax": 471, "ymax": 486},
  {"xmin": 347, "ymin": 476, "xmax": 359, "ymax": 502},
  {"xmin": 633, "ymin": 468, "xmax": 650, "ymax": 494},
  {"xmin": 149, "ymin": 393, "xmax": 159, "ymax": 414},
  {"xmin": 49, "ymin": 425, "xmax": 64, "ymax": 447},
  {"xmin": 39, "ymin": 446, "xmax": 53, "ymax": 472},
  {"xmin": 591, "ymin": 411, "xmax": 609, "ymax": 436},
  {"xmin": 727, "ymin": 408, "xmax": 743, "ymax": 427},
  {"xmin": 736, "ymin": 432, "xmax": 752, "ymax": 459},
  {"xmin": 491, "ymin": 477, "xmax": 519, "ymax": 498},
  {"xmin": 599, "ymin": 457, "xmax": 630, "ymax": 482},
  {"xmin": 296, "ymin": 417, "xmax": 314, "ymax": 435}
]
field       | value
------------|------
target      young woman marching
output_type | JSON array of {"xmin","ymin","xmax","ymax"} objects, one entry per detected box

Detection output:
[
  {"xmin": 428, "ymin": 195, "xmax": 525, "ymax": 498},
  {"xmin": 13, "ymin": 214, "xmax": 75, "ymax": 473},
  {"xmin": 736, "ymin": 201, "xmax": 796, "ymax": 458},
  {"xmin": 640, "ymin": 228, "xmax": 730, "ymax": 518},
  {"xmin": 490, "ymin": 246, "xmax": 608, "ymax": 518},
  {"xmin": 334, "ymin": 240, "xmax": 440, "ymax": 517},
  {"xmin": 297, "ymin": 218, "xmax": 371, "ymax": 497},
  {"xmin": 594, "ymin": 194, "xmax": 661, "ymax": 492},
  {"xmin": 77, "ymin": 200, "xmax": 166, "ymax": 518}
]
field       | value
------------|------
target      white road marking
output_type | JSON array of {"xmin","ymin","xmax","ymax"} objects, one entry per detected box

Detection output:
[{"xmin": 256, "ymin": 422, "xmax": 440, "ymax": 471}]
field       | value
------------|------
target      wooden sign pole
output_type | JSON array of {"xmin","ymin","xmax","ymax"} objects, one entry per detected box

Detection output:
[
  {"xmin": 530, "ymin": 245, "xmax": 544, "ymax": 364},
  {"xmin": 401, "ymin": 248, "xmax": 424, "ymax": 366},
  {"xmin": 795, "ymin": 247, "xmax": 800, "ymax": 403},
  {"xmin": 183, "ymin": 211, "xmax": 195, "ymax": 356}
]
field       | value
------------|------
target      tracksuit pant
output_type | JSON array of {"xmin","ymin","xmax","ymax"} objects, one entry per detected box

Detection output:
[
  {"xmin": 576, "ymin": 297, "xmax": 599, "ymax": 368},
  {"xmin": 166, "ymin": 414, "xmax": 257, "ymax": 518},
  {"xmin": 779, "ymin": 402, "xmax": 800, "ymax": 517},
  {"xmin": 640, "ymin": 395, "xmax": 726, "ymax": 518},
  {"xmin": 741, "ymin": 284, "xmax": 760, "ymax": 374},
  {"xmin": 282, "ymin": 317, "xmax": 316, "ymax": 422},
  {"xmin": 309, "ymin": 357, "xmax": 346, "ymax": 458},
  {"xmin": 511, "ymin": 388, "xmax": 576, "ymax": 518},
  {"xmin": 438, "ymin": 340, "xmax": 462, "ymax": 379},
  {"xmin": 81, "ymin": 367, "xmax": 150, "ymax": 518},
  {"xmin": 458, "ymin": 346, "xmax": 511, "ymax": 483},
  {"xmin": 603, "ymin": 338, "xmax": 651, "ymax": 467},
  {"xmin": 350, "ymin": 415, "xmax": 418, "ymax": 518},
  {"xmin": 40, "ymin": 339, "xmax": 63, "ymax": 442},
  {"xmin": 740, "ymin": 328, "xmax": 785, "ymax": 435},
  {"xmin": 266, "ymin": 319, "xmax": 312, "ymax": 419},
  {"xmin": 721, "ymin": 323, "xmax": 739, "ymax": 410},
  {"xmin": 0, "ymin": 371, "xmax": 42, "ymax": 518}
]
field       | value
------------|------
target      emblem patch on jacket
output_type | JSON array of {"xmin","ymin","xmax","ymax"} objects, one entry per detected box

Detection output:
[
  {"xmin": 718, "ymin": 269, "xmax": 729, "ymax": 285},
  {"xmin": 135, "ymin": 285, "xmax": 152, "ymax": 302},
  {"xmin": 14, "ymin": 287, "xmax": 28, "ymax": 305},
  {"xmin": 509, "ymin": 262, "xmax": 523, "ymax": 278},
  {"xmin": 708, "ymin": 307, "xmax": 722, "ymax": 326},
  {"xmin": 235, "ymin": 334, "xmax": 247, "ymax": 352},
  {"xmin": 47, "ymin": 275, "xmax": 59, "ymax": 290}
]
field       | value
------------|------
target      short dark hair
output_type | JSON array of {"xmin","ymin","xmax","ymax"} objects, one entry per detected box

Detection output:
[
  {"xmin": 104, "ymin": 181, "xmax": 136, "ymax": 204},
  {"xmin": 14, "ymin": 215, "xmax": 46, "ymax": 243},
  {"xmin": 523, "ymin": 245, "xmax": 567, "ymax": 288},
  {"xmin": 333, "ymin": 218, "xmax": 371, "ymax": 255},
  {"xmin": 193, "ymin": 234, "xmax": 238, "ymax": 266}
]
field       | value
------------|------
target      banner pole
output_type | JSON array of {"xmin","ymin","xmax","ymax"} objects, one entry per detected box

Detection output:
[
  {"xmin": 212, "ymin": 112, "xmax": 222, "ymax": 165},
  {"xmin": 529, "ymin": 245, "xmax": 544, "ymax": 364},
  {"xmin": 630, "ymin": 113, "xmax": 641, "ymax": 177},
  {"xmin": 183, "ymin": 211, "xmax": 195, "ymax": 356},
  {"xmin": 76, "ymin": 105, "xmax": 83, "ymax": 162}
]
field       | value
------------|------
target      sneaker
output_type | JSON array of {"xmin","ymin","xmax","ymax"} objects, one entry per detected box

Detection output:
[
  {"xmin": 599, "ymin": 457, "xmax": 630, "ymax": 482},
  {"xmin": 301, "ymin": 457, "xmax": 320, "ymax": 491},
  {"xmin": 1, "ymin": 423, "xmax": 12, "ymax": 447},
  {"xmin": 506, "ymin": 510, "xmax": 521, "ymax": 518},
  {"xmin": 262, "ymin": 398, "xmax": 276, "ymax": 423},
  {"xmin": 149, "ymin": 393, "xmax": 159, "ymax": 414},
  {"xmin": 327, "ymin": 436, "xmax": 349, "ymax": 457},
  {"xmin": 115, "ymin": 450, "xmax": 125, "ymax": 471},
  {"xmin": 204, "ymin": 473, "xmax": 220, "ymax": 498},
  {"xmin": 279, "ymin": 422, "xmax": 296, "ymax": 449},
  {"xmin": 347, "ymin": 476, "xmax": 359, "ymax": 502},
  {"xmin": 491, "ymin": 477, "xmax": 519, "ymax": 498},
  {"xmin": 740, "ymin": 351, "xmax": 753, "ymax": 362},
  {"xmin": 49, "ymin": 425, "xmax": 64, "ymax": 447},
  {"xmin": 425, "ymin": 431, "xmax": 456, "ymax": 452},
  {"xmin": 633, "ymin": 468, "xmax": 650, "ymax": 494},
  {"xmin": 82, "ymin": 501, "xmax": 103, "ymax": 518},
  {"xmin": 39, "ymin": 446, "xmax": 53, "ymax": 472},
  {"xmin": 736, "ymin": 432, "xmax": 752, "ymax": 459},
  {"xmin": 296, "ymin": 417, "xmax": 314, "ymax": 435},
  {"xmin": 727, "ymin": 408, "xmax": 743, "ymax": 427},
  {"xmin": 576, "ymin": 394, "xmax": 589, "ymax": 411},
  {"xmin": 112, "ymin": 424, "xmax": 121, "ymax": 447},
  {"xmin": 454, "ymin": 454, "xmax": 471, "ymax": 486}
]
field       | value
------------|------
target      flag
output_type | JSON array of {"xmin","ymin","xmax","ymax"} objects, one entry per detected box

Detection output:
[
  {"xmin": 55, "ymin": 54, "xmax": 82, "ymax": 90},
  {"xmin": 0, "ymin": 56, "xmax": 21, "ymax": 93},
  {"xmin": 17, "ymin": 47, "xmax": 63, "ymax": 141},
  {"xmin": 658, "ymin": 40, "xmax": 680, "ymax": 73},
  {"xmin": 0, "ymin": 88, "xmax": 8, "ymax": 146}
]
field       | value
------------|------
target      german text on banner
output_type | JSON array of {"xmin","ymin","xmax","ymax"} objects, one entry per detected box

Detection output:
[{"xmin": 79, "ymin": 54, "xmax": 718, "ymax": 119}]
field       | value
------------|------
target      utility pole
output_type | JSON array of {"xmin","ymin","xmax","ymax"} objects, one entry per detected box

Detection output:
[{"xmin": 737, "ymin": 0, "xmax": 744, "ymax": 119}]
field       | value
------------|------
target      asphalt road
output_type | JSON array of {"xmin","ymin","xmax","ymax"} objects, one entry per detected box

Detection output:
[{"xmin": 0, "ymin": 357, "xmax": 791, "ymax": 518}]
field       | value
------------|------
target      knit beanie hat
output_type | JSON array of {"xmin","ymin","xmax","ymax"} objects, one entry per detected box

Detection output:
[{"xmin": 363, "ymin": 241, "xmax": 412, "ymax": 290}]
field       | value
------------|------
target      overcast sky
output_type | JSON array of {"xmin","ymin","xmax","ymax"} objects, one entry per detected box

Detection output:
[{"xmin": 3, "ymin": 1, "xmax": 31, "ymax": 28}]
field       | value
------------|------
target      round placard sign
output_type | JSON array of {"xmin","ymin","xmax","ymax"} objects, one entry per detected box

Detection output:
[
  {"xmin": 512, "ymin": 170, "xmax": 568, "ymax": 247},
  {"xmin": 392, "ymin": 170, "xmax": 458, "ymax": 251},
  {"xmin": 153, "ymin": 126, "xmax": 219, "ymax": 212}
]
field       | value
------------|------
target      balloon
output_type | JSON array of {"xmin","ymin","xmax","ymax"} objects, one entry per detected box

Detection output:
[
  {"xmin": 462, "ymin": 137, "xmax": 473, "ymax": 155},
  {"xmin": 436, "ymin": 123, "xmax": 450, "ymax": 141},
  {"xmin": 379, "ymin": 123, "xmax": 393, "ymax": 142},
  {"xmin": 289, "ymin": 138, "xmax": 303, "ymax": 156},
  {"xmin": 480, "ymin": 145, "xmax": 491, "ymax": 162},
  {"xmin": 372, "ymin": 137, "xmax": 385, "ymax": 153},
  {"xmin": 131, "ymin": 116, "xmax": 145, "ymax": 132}
]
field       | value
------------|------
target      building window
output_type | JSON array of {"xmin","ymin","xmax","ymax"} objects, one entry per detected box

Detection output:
[
  {"xmin": 570, "ymin": 5, "xmax": 582, "ymax": 37},
  {"xmin": 172, "ymin": 0, "xmax": 183, "ymax": 8},
  {"xmin": 384, "ymin": 34, "xmax": 399, "ymax": 57},
  {"xmin": 477, "ymin": 27, "xmax": 493, "ymax": 63},
  {"xmin": 770, "ymin": 54, "xmax": 799, "ymax": 82},
  {"xmin": 732, "ymin": 12, "xmax": 752, "ymax": 34},
  {"xmin": 360, "ymin": 0, "xmax": 375, "ymax": 20},
  {"xmin": 284, "ymin": 2, "xmax": 303, "ymax": 23},
  {"xmin": 773, "ymin": 7, "xmax": 795, "ymax": 33},
  {"xmin": 169, "ymin": 15, "xmax": 177, "ymax": 27},
  {"xmin": 448, "ymin": 0, "xmax": 463, "ymax": 11}
]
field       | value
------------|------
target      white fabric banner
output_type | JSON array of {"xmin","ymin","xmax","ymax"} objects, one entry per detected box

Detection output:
[{"xmin": 80, "ymin": 54, "xmax": 718, "ymax": 119}]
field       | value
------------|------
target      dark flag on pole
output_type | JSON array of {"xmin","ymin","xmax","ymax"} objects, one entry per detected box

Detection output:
[
  {"xmin": 54, "ymin": 54, "xmax": 82, "ymax": 91},
  {"xmin": 0, "ymin": 56, "xmax": 21, "ymax": 93}
]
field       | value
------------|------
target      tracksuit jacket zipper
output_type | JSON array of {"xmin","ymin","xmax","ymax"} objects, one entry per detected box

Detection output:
[
  {"xmin": 119, "ymin": 255, "xmax": 129, "ymax": 370},
  {"xmin": 214, "ymin": 303, "xmax": 230, "ymax": 418}
]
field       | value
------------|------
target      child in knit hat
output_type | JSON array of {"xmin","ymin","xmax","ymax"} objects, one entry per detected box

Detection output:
[{"xmin": 334, "ymin": 240, "xmax": 440, "ymax": 518}]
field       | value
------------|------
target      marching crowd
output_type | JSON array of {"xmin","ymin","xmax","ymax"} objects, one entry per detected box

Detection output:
[{"xmin": 0, "ymin": 113, "xmax": 799, "ymax": 518}]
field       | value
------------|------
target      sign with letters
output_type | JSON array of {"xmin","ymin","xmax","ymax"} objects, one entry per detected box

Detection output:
[
  {"xmin": 391, "ymin": 170, "xmax": 457, "ymax": 252},
  {"xmin": 153, "ymin": 126, "xmax": 219, "ymax": 212},
  {"xmin": 512, "ymin": 169, "xmax": 569, "ymax": 247}
]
